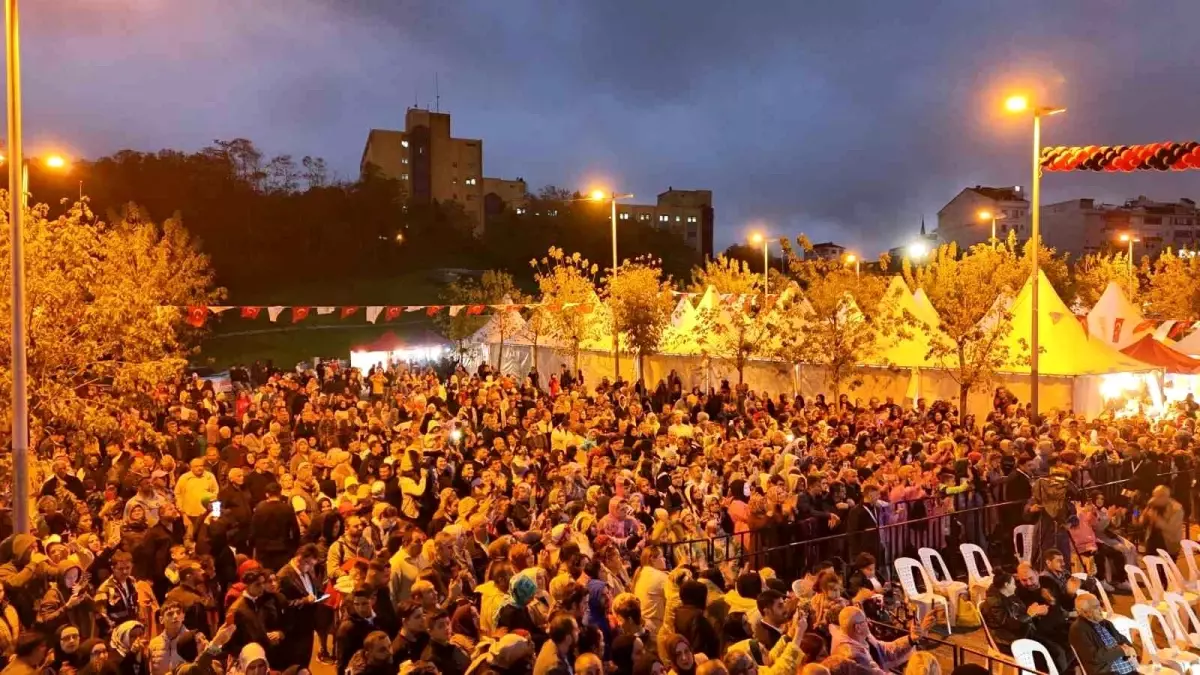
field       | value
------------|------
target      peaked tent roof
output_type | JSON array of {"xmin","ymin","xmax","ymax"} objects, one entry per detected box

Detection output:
[
  {"xmin": 1168, "ymin": 327, "xmax": 1200, "ymax": 356},
  {"xmin": 1120, "ymin": 335, "xmax": 1200, "ymax": 374},
  {"xmin": 998, "ymin": 270, "xmax": 1155, "ymax": 375},
  {"xmin": 1087, "ymin": 281, "xmax": 1149, "ymax": 349},
  {"xmin": 867, "ymin": 277, "xmax": 954, "ymax": 368},
  {"xmin": 911, "ymin": 288, "xmax": 941, "ymax": 327},
  {"xmin": 355, "ymin": 330, "xmax": 449, "ymax": 353}
]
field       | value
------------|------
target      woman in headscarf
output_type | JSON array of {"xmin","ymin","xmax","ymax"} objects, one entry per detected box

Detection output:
[
  {"xmin": 450, "ymin": 603, "xmax": 481, "ymax": 655},
  {"xmin": 585, "ymin": 576, "xmax": 614, "ymax": 659},
  {"xmin": 229, "ymin": 643, "xmax": 270, "ymax": 675},
  {"xmin": 495, "ymin": 574, "xmax": 546, "ymax": 646},
  {"xmin": 76, "ymin": 638, "xmax": 115, "ymax": 675},
  {"xmin": 663, "ymin": 635, "xmax": 697, "ymax": 675},
  {"xmin": 53, "ymin": 624, "xmax": 88, "ymax": 672},
  {"xmin": 109, "ymin": 620, "xmax": 147, "ymax": 675}
]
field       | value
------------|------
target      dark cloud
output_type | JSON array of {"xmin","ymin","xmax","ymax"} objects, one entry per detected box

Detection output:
[{"xmin": 12, "ymin": 0, "xmax": 1200, "ymax": 251}]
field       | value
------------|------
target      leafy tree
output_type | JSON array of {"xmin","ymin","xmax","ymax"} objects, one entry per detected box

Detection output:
[
  {"xmin": 436, "ymin": 271, "xmax": 528, "ymax": 366},
  {"xmin": 903, "ymin": 242, "xmax": 1026, "ymax": 414},
  {"xmin": 688, "ymin": 256, "xmax": 774, "ymax": 384},
  {"xmin": 0, "ymin": 198, "xmax": 221, "ymax": 438},
  {"xmin": 1073, "ymin": 251, "xmax": 1140, "ymax": 309},
  {"xmin": 1143, "ymin": 250, "xmax": 1200, "ymax": 319},
  {"xmin": 776, "ymin": 239, "xmax": 903, "ymax": 410},
  {"xmin": 605, "ymin": 257, "xmax": 674, "ymax": 378},
  {"xmin": 531, "ymin": 248, "xmax": 602, "ymax": 373}
]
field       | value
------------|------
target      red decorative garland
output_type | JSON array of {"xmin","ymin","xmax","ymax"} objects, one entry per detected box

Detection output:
[{"xmin": 1040, "ymin": 142, "xmax": 1200, "ymax": 172}]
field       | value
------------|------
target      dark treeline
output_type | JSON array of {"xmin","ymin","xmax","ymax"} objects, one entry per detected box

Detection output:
[{"xmin": 26, "ymin": 139, "xmax": 702, "ymax": 298}]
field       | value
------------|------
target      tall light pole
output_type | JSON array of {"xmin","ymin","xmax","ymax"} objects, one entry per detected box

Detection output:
[
  {"xmin": 845, "ymin": 253, "xmax": 860, "ymax": 277},
  {"xmin": 1119, "ymin": 232, "xmax": 1139, "ymax": 298},
  {"xmin": 749, "ymin": 232, "xmax": 770, "ymax": 294},
  {"xmin": 5, "ymin": 0, "xmax": 28, "ymax": 533},
  {"xmin": 1005, "ymin": 94, "xmax": 1065, "ymax": 420},
  {"xmin": 590, "ymin": 189, "xmax": 633, "ymax": 381},
  {"xmin": 977, "ymin": 209, "xmax": 997, "ymax": 245}
]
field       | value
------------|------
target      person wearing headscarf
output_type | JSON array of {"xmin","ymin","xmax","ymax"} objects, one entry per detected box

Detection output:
[
  {"xmin": 75, "ymin": 638, "xmax": 116, "ymax": 675},
  {"xmin": 229, "ymin": 643, "xmax": 269, "ymax": 675},
  {"xmin": 109, "ymin": 620, "xmax": 147, "ymax": 675},
  {"xmin": 495, "ymin": 574, "xmax": 546, "ymax": 646},
  {"xmin": 673, "ymin": 580, "xmax": 719, "ymax": 660},
  {"xmin": 53, "ymin": 624, "xmax": 88, "ymax": 672},
  {"xmin": 450, "ymin": 604, "xmax": 481, "ymax": 655},
  {"xmin": 585, "ymin": 577, "xmax": 614, "ymax": 659}
]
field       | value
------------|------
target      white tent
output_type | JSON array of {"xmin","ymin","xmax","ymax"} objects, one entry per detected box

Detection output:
[
  {"xmin": 1087, "ymin": 281, "xmax": 1149, "ymax": 349},
  {"xmin": 910, "ymin": 288, "xmax": 942, "ymax": 327}
]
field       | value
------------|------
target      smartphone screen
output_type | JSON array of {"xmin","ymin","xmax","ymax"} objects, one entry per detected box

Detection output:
[{"xmin": 211, "ymin": 501, "xmax": 222, "ymax": 518}]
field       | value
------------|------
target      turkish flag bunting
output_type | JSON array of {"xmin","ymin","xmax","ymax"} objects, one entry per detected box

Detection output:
[
  {"xmin": 240, "ymin": 307, "xmax": 262, "ymax": 319},
  {"xmin": 546, "ymin": 302, "xmax": 562, "ymax": 314},
  {"xmin": 341, "ymin": 306, "xmax": 359, "ymax": 319},
  {"xmin": 426, "ymin": 305, "xmax": 443, "ymax": 316},
  {"xmin": 467, "ymin": 305, "xmax": 486, "ymax": 315},
  {"xmin": 577, "ymin": 303, "xmax": 593, "ymax": 314},
  {"xmin": 1132, "ymin": 320, "xmax": 1156, "ymax": 334},
  {"xmin": 1112, "ymin": 318, "xmax": 1124, "ymax": 343},
  {"xmin": 186, "ymin": 306, "xmax": 208, "ymax": 328},
  {"xmin": 292, "ymin": 307, "xmax": 311, "ymax": 323},
  {"xmin": 1168, "ymin": 321, "xmax": 1190, "ymax": 340},
  {"xmin": 385, "ymin": 306, "xmax": 403, "ymax": 321}
]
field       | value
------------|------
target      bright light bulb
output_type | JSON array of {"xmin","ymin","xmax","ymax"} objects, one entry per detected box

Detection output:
[
  {"xmin": 908, "ymin": 242, "xmax": 929, "ymax": 258},
  {"xmin": 749, "ymin": 233, "xmax": 764, "ymax": 245},
  {"xmin": 44, "ymin": 155, "xmax": 67, "ymax": 169},
  {"xmin": 977, "ymin": 210, "xmax": 993, "ymax": 221},
  {"xmin": 845, "ymin": 254, "xmax": 857, "ymax": 263},
  {"xmin": 589, "ymin": 190, "xmax": 607, "ymax": 201},
  {"xmin": 1004, "ymin": 95, "xmax": 1030, "ymax": 113}
]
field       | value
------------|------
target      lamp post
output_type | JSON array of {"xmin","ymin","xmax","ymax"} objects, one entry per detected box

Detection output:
[
  {"xmin": 907, "ymin": 241, "xmax": 930, "ymax": 261},
  {"xmin": 845, "ymin": 253, "xmax": 860, "ymax": 277},
  {"xmin": 978, "ymin": 209, "xmax": 997, "ymax": 245},
  {"xmin": 749, "ymin": 232, "xmax": 770, "ymax": 294},
  {"xmin": 589, "ymin": 189, "xmax": 633, "ymax": 382},
  {"xmin": 1119, "ymin": 232, "xmax": 1139, "ymax": 298},
  {"xmin": 1005, "ymin": 94, "xmax": 1065, "ymax": 420}
]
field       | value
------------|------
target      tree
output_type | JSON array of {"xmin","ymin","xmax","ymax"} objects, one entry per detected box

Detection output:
[
  {"xmin": 435, "ymin": 271, "xmax": 528, "ymax": 366},
  {"xmin": 531, "ymin": 248, "xmax": 602, "ymax": 373},
  {"xmin": 903, "ymin": 241, "xmax": 1027, "ymax": 414},
  {"xmin": 522, "ymin": 306, "xmax": 553, "ymax": 377},
  {"xmin": 1143, "ymin": 249, "xmax": 1200, "ymax": 319},
  {"xmin": 1073, "ymin": 251, "xmax": 1140, "ymax": 309},
  {"xmin": 605, "ymin": 257, "xmax": 674, "ymax": 379},
  {"xmin": 776, "ymin": 239, "xmax": 904, "ymax": 410},
  {"xmin": 0, "ymin": 198, "xmax": 221, "ymax": 439},
  {"xmin": 688, "ymin": 257, "xmax": 775, "ymax": 384}
]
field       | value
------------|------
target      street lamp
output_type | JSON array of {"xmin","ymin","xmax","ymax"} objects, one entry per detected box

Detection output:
[
  {"xmin": 977, "ymin": 209, "xmax": 998, "ymax": 245},
  {"xmin": 907, "ymin": 241, "xmax": 930, "ymax": 260},
  {"xmin": 844, "ymin": 253, "xmax": 860, "ymax": 277},
  {"xmin": 749, "ymin": 232, "xmax": 771, "ymax": 294},
  {"xmin": 1118, "ymin": 232, "xmax": 1139, "ymax": 297},
  {"xmin": 0, "ymin": 153, "xmax": 70, "ymax": 205},
  {"xmin": 1005, "ymin": 93, "xmax": 1066, "ymax": 420},
  {"xmin": 589, "ymin": 188, "xmax": 634, "ymax": 381}
]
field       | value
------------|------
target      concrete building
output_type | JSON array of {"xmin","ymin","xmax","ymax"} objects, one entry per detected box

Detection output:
[
  {"xmin": 810, "ymin": 242, "xmax": 847, "ymax": 260},
  {"xmin": 936, "ymin": 185, "xmax": 1029, "ymax": 250},
  {"xmin": 483, "ymin": 177, "xmax": 528, "ymax": 222},
  {"xmin": 615, "ymin": 188, "xmax": 714, "ymax": 258},
  {"xmin": 361, "ymin": 108, "xmax": 525, "ymax": 235},
  {"xmin": 1041, "ymin": 195, "xmax": 1200, "ymax": 259}
]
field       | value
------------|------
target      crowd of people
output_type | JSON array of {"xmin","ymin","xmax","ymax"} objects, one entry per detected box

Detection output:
[{"xmin": 0, "ymin": 357, "xmax": 1194, "ymax": 675}]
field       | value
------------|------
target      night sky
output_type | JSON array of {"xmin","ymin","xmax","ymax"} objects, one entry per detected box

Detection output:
[{"xmin": 17, "ymin": 0, "xmax": 1200, "ymax": 252}]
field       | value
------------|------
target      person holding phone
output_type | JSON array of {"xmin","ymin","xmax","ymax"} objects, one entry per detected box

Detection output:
[{"xmin": 275, "ymin": 544, "xmax": 324, "ymax": 671}]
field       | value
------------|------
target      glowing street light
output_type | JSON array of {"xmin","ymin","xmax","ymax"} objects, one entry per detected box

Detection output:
[
  {"xmin": 748, "ymin": 232, "xmax": 772, "ymax": 294},
  {"xmin": 1118, "ymin": 232, "xmax": 1139, "ymax": 297},
  {"xmin": 586, "ymin": 187, "xmax": 634, "ymax": 381},
  {"xmin": 977, "ymin": 209, "xmax": 998, "ymax": 245},
  {"xmin": 907, "ymin": 241, "xmax": 930, "ymax": 260},
  {"xmin": 43, "ymin": 154, "xmax": 65, "ymax": 169},
  {"xmin": 1005, "ymin": 92, "xmax": 1066, "ymax": 419},
  {"xmin": 844, "ymin": 252, "xmax": 860, "ymax": 276}
]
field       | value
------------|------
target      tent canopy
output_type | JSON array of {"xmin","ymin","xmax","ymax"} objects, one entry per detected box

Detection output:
[
  {"xmin": 1087, "ymin": 281, "xmax": 1149, "ymax": 349},
  {"xmin": 354, "ymin": 330, "xmax": 448, "ymax": 353},
  {"xmin": 999, "ymin": 270, "xmax": 1155, "ymax": 376},
  {"xmin": 1120, "ymin": 335, "xmax": 1200, "ymax": 374},
  {"xmin": 910, "ymin": 287, "xmax": 942, "ymax": 327}
]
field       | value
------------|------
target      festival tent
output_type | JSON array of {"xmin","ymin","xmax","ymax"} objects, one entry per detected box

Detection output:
[
  {"xmin": 1120, "ymin": 335, "xmax": 1200, "ymax": 374},
  {"xmin": 910, "ymin": 288, "xmax": 942, "ymax": 327},
  {"xmin": 1087, "ymin": 282, "xmax": 1150, "ymax": 349},
  {"xmin": 669, "ymin": 295, "xmax": 698, "ymax": 328},
  {"xmin": 1165, "ymin": 327, "xmax": 1200, "ymax": 357},
  {"xmin": 865, "ymin": 277, "xmax": 954, "ymax": 368}
]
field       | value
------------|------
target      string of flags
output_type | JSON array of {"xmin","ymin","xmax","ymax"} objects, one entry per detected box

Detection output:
[{"xmin": 183, "ymin": 302, "xmax": 594, "ymax": 328}]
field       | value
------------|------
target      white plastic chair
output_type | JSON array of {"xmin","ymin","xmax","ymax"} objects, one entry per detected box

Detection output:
[
  {"xmin": 1129, "ymin": 565, "xmax": 1172, "ymax": 613},
  {"xmin": 1108, "ymin": 616, "xmax": 1176, "ymax": 673},
  {"xmin": 1164, "ymin": 592, "xmax": 1200, "ymax": 651},
  {"xmin": 919, "ymin": 547, "xmax": 969, "ymax": 626},
  {"xmin": 980, "ymin": 617, "xmax": 1019, "ymax": 675},
  {"xmin": 961, "ymin": 543, "xmax": 995, "ymax": 604},
  {"xmin": 1074, "ymin": 572, "xmax": 1116, "ymax": 618},
  {"xmin": 1157, "ymin": 550, "xmax": 1200, "ymax": 598},
  {"xmin": 1131, "ymin": 603, "xmax": 1200, "ymax": 673},
  {"xmin": 894, "ymin": 556, "xmax": 952, "ymax": 634},
  {"xmin": 1011, "ymin": 638, "xmax": 1059, "ymax": 675},
  {"xmin": 1181, "ymin": 541, "xmax": 1200, "ymax": 584},
  {"xmin": 1014, "ymin": 525, "xmax": 1035, "ymax": 564}
]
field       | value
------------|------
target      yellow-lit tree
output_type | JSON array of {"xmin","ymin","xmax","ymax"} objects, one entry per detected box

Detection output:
[
  {"xmin": 438, "ymin": 270, "xmax": 528, "ymax": 367},
  {"xmin": 605, "ymin": 256, "xmax": 674, "ymax": 379},
  {"xmin": 688, "ymin": 256, "xmax": 775, "ymax": 385},
  {"xmin": 531, "ymin": 247, "xmax": 602, "ymax": 373},
  {"xmin": 1142, "ymin": 249, "xmax": 1200, "ymax": 319},
  {"xmin": 903, "ymin": 241, "xmax": 1027, "ymax": 415},
  {"xmin": 1073, "ymin": 251, "xmax": 1140, "ymax": 309},
  {"xmin": 0, "ymin": 200, "xmax": 221, "ymax": 439}
]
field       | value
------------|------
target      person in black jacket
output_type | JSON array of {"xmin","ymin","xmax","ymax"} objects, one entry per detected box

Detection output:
[
  {"xmin": 674, "ymin": 580, "xmax": 719, "ymax": 660},
  {"xmin": 227, "ymin": 569, "xmax": 281, "ymax": 658},
  {"xmin": 275, "ymin": 544, "xmax": 323, "ymax": 671},
  {"xmin": 390, "ymin": 599, "xmax": 430, "ymax": 664},
  {"xmin": 249, "ymin": 483, "xmax": 300, "ymax": 572},
  {"xmin": 1070, "ymin": 593, "xmax": 1139, "ymax": 675},
  {"xmin": 217, "ymin": 468, "xmax": 254, "ymax": 551},
  {"xmin": 846, "ymin": 483, "xmax": 882, "ymax": 562},
  {"xmin": 981, "ymin": 571, "xmax": 1067, "ymax": 674}
]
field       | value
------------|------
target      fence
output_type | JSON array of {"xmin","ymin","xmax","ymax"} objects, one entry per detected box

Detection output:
[{"xmin": 662, "ymin": 465, "xmax": 1195, "ymax": 584}]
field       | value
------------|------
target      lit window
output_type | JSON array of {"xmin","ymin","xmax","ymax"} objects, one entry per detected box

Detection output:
[
  {"xmin": 465, "ymin": 178, "xmax": 477, "ymax": 185},
  {"xmin": 619, "ymin": 213, "xmax": 630, "ymax": 220},
  {"xmin": 402, "ymin": 140, "xmax": 409, "ymax": 148},
  {"xmin": 675, "ymin": 216, "xmax": 682, "ymax": 222},
  {"xmin": 516, "ymin": 208, "xmax": 526, "ymax": 215},
  {"xmin": 659, "ymin": 215, "xmax": 669, "ymax": 222},
  {"xmin": 548, "ymin": 210, "xmax": 558, "ymax": 216},
  {"xmin": 640, "ymin": 214, "xmax": 651, "ymax": 221},
  {"xmin": 402, "ymin": 158, "xmax": 408, "ymax": 164},
  {"xmin": 401, "ymin": 174, "xmax": 409, "ymax": 180},
  {"xmin": 687, "ymin": 216, "xmax": 698, "ymax": 223}
]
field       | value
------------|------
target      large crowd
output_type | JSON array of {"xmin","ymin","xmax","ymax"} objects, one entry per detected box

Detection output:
[{"xmin": 0, "ymin": 357, "xmax": 1195, "ymax": 675}]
